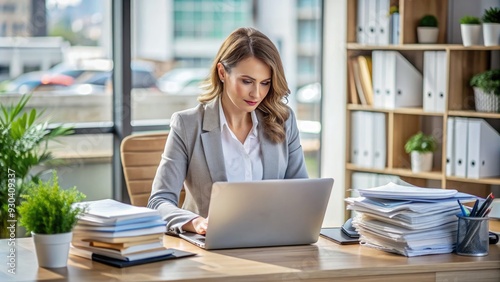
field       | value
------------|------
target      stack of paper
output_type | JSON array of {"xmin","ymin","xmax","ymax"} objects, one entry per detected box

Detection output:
[
  {"xmin": 346, "ymin": 182, "xmax": 479, "ymax": 257},
  {"xmin": 70, "ymin": 199, "xmax": 172, "ymax": 261}
]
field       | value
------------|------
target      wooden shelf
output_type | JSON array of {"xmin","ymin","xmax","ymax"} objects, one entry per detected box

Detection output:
[
  {"xmin": 446, "ymin": 176, "xmax": 500, "ymax": 186},
  {"xmin": 346, "ymin": 164, "xmax": 443, "ymax": 180},
  {"xmin": 347, "ymin": 104, "xmax": 445, "ymax": 116},
  {"xmin": 343, "ymin": 0, "xmax": 499, "ymax": 211},
  {"xmin": 448, "ymin": 110, "xmax": 500, "ymax": 119},
  {"xmin": 347, "ymin": 43, "xmax": 500, "ymax": 51}
]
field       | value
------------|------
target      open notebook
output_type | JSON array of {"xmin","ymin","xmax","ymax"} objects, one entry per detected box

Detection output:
[{"xmin": 179, "ymin": 178, "xmax": 334, "ymax": 250}]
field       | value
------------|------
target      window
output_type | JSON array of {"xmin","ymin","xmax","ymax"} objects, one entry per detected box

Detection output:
[{"xmin": 0, "ymin": 0, "xmax": 323, "ymax": 201}]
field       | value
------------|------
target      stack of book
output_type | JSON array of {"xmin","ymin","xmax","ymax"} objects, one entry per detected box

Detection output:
[
  {"xmin": 70, "ymin": 199, "xmax": 173, "ymax": 263},
  {"xmin": 346, "ymin": 182, "xmax": 479, "ymax": 257}
]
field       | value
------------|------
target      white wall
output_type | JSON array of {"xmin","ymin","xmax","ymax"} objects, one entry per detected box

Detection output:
[{"xmin": 321, "ymin": 0, "xmax": 347, "ymax": 227}]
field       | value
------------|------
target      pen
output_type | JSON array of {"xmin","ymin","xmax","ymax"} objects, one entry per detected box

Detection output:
[
  {"xmin": 476, "ymin": 193, "xmax": 494, "ymax": 217},
  {"xmin": 470, "ymin": 200, "xmax": 479, "ymax": 217},
  {"xmin": 457, "ymin": 199, "xmax": 468, "ymax": 217},
  {"xmin": 484, "ymin": 208, "xmax": 491, "ymax": 217}
]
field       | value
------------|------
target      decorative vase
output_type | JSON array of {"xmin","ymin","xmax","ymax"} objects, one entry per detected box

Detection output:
[
  {"xmin": 482, "ymin": 23, "xmax": 500, "ymax": 46},
  {"xmin": 461, "ymin": 24, "xmax": 482, "ymax": 46},
  {"xmin": 473, "ymin": 87, "xmax": 500, "ymax": 113},
  {"xmin": 417, "ymin": 27, "xmax": 439, "ymax": 43},
  {"xmin": 410, "ymin": 151, "xmax": 433, "ymax": 173},
  {"xmin": 32, "ymin": 231, "xmax": 72, "ymax": 268}
]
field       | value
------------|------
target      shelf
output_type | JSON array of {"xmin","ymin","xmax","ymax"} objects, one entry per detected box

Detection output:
[
  {"xmin": 448, "ymin": 110, "xmax": 500, "ymax": 119},
  {"xmin": 346, "ymin": 163, "xmax": 500, "ymax": 185},
  {"xmin": 346, "ymin": 164, "xmax": 443, "ymax": 180},
  {"xmin": 347, "ymin": 104, "xmax": 445, "ymax": 116},
  {"xmin": 446, "ymin": 176, "xmax": 500, "ymax": 186},
  {"xmin": 347, "ymin": 43, "xmax": 500, "ymax": 51},
  {"xmin": 344, "ymin": 0, "xmax": 499, "ymax": 205}
]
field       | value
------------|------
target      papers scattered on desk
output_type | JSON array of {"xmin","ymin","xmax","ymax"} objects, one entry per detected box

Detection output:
[
  {"xmin": 347, "ymin": 182, "xmax": 480, "ymax": 257},
  {"xmin": 71, "ymin": 199, "xmax": 171, "ymax": 262}
]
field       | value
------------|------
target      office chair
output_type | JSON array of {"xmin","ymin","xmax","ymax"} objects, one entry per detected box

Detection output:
[{"xmin": 120, "ymin": 132, "xmax": 185, "ymax": 207}]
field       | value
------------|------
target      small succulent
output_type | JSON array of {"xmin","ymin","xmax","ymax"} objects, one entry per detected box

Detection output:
[
  {"xmin": 460, "ymin": 16, "xmax": 481, "ymax": 25},
  {"xmin": 482, "ymin": 7, "xmax": 500, "ymax": 23},
  {"xmin": 419, "ymin": 15, "xmax": 438, "ymax": 27}
]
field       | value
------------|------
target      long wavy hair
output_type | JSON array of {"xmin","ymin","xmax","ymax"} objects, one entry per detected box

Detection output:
[{"xmin": 198, "ymin": 27, "xmax": 290, "ymax": 143}]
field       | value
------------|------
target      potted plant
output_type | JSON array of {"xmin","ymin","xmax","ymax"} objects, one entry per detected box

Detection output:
[
  {"xmin": 417, "ymin": 15, "xmax": 439, "ymax": 43},
  {"xmin": 470, "ymin": 69, "xmax": 500, "ymax": 112},
  {"xmin": 17, "ymin": 171, "xmax": 87, "ymax": 268},
  {"xmin": 404, "ymin": 132, "xmax": 437, "ymax": 173},
  {"xmin": 0, "ymin": 95, "xmax": 73, "ymax": 239},
  {"xmin": 460, "ymin": 16, "xmax": 482, "ymax": 46},
  {"xmin": 482, "ymin": 7, "xmax": 500, "ymax": 46}
]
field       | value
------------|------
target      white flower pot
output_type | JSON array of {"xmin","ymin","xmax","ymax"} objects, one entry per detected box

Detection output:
[
  {"xmin": 482, "ymin": 23, "xmax": 500, "ymax": 46},
  {"xmin": 417, "ymin": 27, "xmax": 439, "ymax": 43},
  {"xmin": 461, "ymin": 24, "xmax": 482, "ymax": 46},
  {"xmin": 411, "ymin": 151, "xmax": 433, "ymax": 173},
  {"xmin": 32, "ymin": 231, "xmax": 72, "ymax": 268}
]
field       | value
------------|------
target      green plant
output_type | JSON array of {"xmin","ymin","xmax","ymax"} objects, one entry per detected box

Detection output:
[
  {"xmin": 419, "ymin": 15, "xmax": 438, "ymax": 27},
  {"xmin": 0, "ymin": 94, "xmax": 73, "ymax": 238},
  {"xmin": 470, "ymin": 69, "xmax": 500, "ymax": 96},
  {"xmin": 404, "ymin": 132, "xmax": 437, "ymax": 154},
  {"xmin": 482, "ymin": 7, "xmax": 500, "ymax": 23},
  {"xmin": 18, "ymin": 171, "xmax": 87, "ymax": 234},
  {"xmin": 460, "ymin": 16, "xmax": 481, "ymax": 25},
  {"xmin": 389, "ymin": 5, "xmax": 399, "ymax": 15}
]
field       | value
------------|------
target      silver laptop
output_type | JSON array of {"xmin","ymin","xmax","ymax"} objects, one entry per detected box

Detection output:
[{"xmin": 179, "ymin": 178, "xmax": 334, "ymax": 250}]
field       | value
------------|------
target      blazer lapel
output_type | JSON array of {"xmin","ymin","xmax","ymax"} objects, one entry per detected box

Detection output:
[
  {"xmin": 201, "ymin": 99, "xmax": 227, "ymax": 182},
  {"xmin": 258, "ymin": 111, "xmax": 279, "ymax": 179}
]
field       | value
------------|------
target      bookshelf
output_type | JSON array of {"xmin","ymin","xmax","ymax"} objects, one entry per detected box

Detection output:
[{"xmin": 344, "ymin": 0, "xmax": 500, "ymax": 218}]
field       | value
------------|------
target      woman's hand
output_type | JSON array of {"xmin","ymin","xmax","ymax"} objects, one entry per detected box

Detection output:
[{"xmin": 182, "ymin": 216, "xmax": 209, "ymax": 235}]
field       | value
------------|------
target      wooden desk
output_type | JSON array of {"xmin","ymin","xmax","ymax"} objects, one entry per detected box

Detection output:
[{"xmin": 1, "ymin": 236, "xmax": 499, "ymax": 282}]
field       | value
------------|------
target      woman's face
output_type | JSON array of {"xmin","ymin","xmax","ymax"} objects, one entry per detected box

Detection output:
[{"xmin": 218, "ymin": 56, "xmax": 271, "ymax": 114}]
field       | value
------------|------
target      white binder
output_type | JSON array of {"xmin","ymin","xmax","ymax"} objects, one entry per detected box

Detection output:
[
  {"xmin": 467, "ymin": 118, "xmax": 500, "ymax": 179},
  {"xmin": 383, "ymin": 51, "xmax": 423, "ymax": 109},
  {"xmin": 366, "ymin": 0, "xmax": 378, "ymax": 45},
  {"xmin": 423, "ymin": 51, "xmax": 437, "ymax": 112},
  {"xmin": 372, "ymin": 112, "xmax": 386, "ymax": 169},
  {"xmin": 372, "ymin": 51, "xmax": 385, "ymax": 108},
  {"xmin": 350, "ymin": 111, "xmax": 363, "ymax": 165},
  {"xmin": 390, "ymin": 12, "xmax": 400, "ymax": 44},
  {"xmin": 454, "ymin": 118, "xmax": 469, "ymax": 178},
  {"xmin": 359, "ymin": 111, "xmax": 374, "ymax": 167},
  {"xmin": 446, "ymin": 117, "xmax": 455, "ymax": 176},
  {"xmin": 376, "ymin": 0, "xmax": 391, "ymax": 45},
  {"xmin": 356, "ymin": 0, "xmax": 367, "ymax": 44},
  {"xmin": 435, "ymin": 51, "xmax": 447, "ymax": 112}
]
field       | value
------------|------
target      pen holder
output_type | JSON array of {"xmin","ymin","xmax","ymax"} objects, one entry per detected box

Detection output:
[{"xmin": 456, "ymin": 215, "xmax": 489, "ymax": 256}]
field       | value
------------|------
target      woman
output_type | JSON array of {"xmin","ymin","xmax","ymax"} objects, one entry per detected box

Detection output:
[{"xmin": 148, "ymin": 27, "xmax": 308, "ymax": 235}]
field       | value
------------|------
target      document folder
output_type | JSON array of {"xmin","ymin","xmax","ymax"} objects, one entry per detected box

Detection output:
[
  {"xmin": 423, "ymin": 51, "xmax": 437, "ymax": 112},
  {"xmin": 467, "ymin": 118, "xmax": 500, "ymax": 178},
  {"xmin": 446, "ymin": 117, "xmax": 455, "ymax": 176},
  {"xmin": 372, "ymin": 51, "xmax": 385, "ymax": 108},
  {"xmin": 435, "ymin": 51, "xmax": 447, "ymax": 112},
  {"xmin": 454, "ymin": 118, "xmax": 469, "ymax": 178},
  {"xmin": 376, "ymin": 0, "xmax": 391, "ymax": 45},
  {"xmin": 377, "ymin": 51, "xmax": 422, "ymax": 109}
]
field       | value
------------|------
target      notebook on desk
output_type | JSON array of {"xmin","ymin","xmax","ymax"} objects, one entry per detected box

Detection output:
[{"xmin": 179, "ymin": 178, "xmax": 334, "ymax": 250}]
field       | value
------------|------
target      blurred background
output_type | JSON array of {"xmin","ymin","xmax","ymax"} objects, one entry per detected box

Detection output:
[{"xmin": 0, "ymin": 0, "xmax": 323, "ymax": 200}]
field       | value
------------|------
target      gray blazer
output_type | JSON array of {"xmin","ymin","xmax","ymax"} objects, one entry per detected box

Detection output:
[{"xmin": 148, "ymin": 97, "xmax": 308, "ymax": 233}]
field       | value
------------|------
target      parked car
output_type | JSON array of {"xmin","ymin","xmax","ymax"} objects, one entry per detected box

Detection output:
[
  {"xmin": 157, "ymin": 68, "xmax": 209, "ymax": 95},
  {"xmin": 1, "ymin": 59, "xmax": 157, "ymax": 94},
  {"xmin": 77, "ymin": 61, "xmax": 158, "ymax": 89},
  {"xmin": 2, "ymin": 71, "xmax": 74, "ymax": 94}
]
